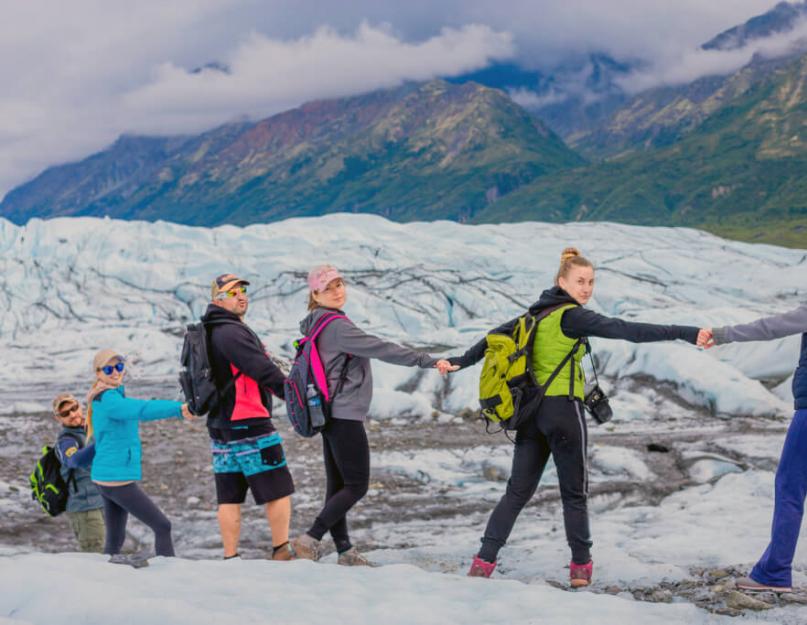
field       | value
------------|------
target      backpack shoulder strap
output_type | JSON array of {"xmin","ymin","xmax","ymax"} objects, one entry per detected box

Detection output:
[
  {"xmin": 533, "ymin": 302, "xmax": 577, "ymax": 324},
  {"xmin": 306, "ymin": 313, "xmax": 348, "ymax": 342},
  {"xmin": 540, "ymin": 337, "xmax": 584, "ymax": 394},
  {"xmin": 304, "ymin": 313, "xmax": 350, "ymax": 403},
  {"xmin": 198, "ymin": 319, "xmax": 244, "ymax": 404}
]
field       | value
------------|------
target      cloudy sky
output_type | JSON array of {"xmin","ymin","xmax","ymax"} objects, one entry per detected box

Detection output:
[{"xmin": 0, "ymin": 0, "xmax": 791, "ymax": 198}]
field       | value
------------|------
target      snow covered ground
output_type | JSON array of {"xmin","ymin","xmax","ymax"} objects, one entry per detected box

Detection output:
[
  {"xmin": 1, "ymin": 215, "xmax": 805, "ymax": 623},
  {"xmin": 0, "ymin": 551, "xmax": 777, "ymax": 625}
]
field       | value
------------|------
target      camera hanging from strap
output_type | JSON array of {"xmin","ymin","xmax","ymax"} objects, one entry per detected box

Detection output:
[{"xmin": 583, "ymin": 347, "xmax": 613, "ymax": 424}]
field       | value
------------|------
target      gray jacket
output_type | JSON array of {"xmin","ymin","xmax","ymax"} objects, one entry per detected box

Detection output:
[
  {"xmin": 300, "ymin": 307, "xmax": 439, "ymax": 421},
  {"xmin": 712, "ymin": 304, "xmax": 807, "ymax": 344},
  {"xmin": 713, "ymin": 303, "xmax": 807, "ymax": 409}
]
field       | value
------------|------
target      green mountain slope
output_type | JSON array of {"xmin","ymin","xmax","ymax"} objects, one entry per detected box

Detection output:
[
  {"xmin": 478, "ymin": 52, "xmax": 807, "ymax": 247},
  {"xmin": 0, "ymin": 80, "xmax": 583, "ymax": 226}
]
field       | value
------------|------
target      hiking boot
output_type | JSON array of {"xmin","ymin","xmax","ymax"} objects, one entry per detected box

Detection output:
[
  {"xmin": 337, "ymin": 547, "xmax": 371, "ymax": 566},
  {"xmin": 271, "ymin": 544, "xmax": 294, "ymax": 561},
  {"xmin": 467, "ymin": 555, "xmax": 496, "ymax": 578},
  {"xmin": 109, "ymin": 553, "xmax": 150, "ymax": 569},
  {"xmin": 736, "ymin": 576, "xmax": 792, "ymax": 593},
  {"xmin": 570, "ymin": 560, "xmax": 593, "ymax": 588},
  {"xmin": 290, "ymin": 534, "xmax": 321, "ymax": 561}
]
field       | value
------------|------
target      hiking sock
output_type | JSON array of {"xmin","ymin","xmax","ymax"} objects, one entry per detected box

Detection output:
[
  {"xmin": 223, "ymin": 553, "xmax": 240, "ymax": 560},
  {"xmin": 272, "ymin": 542, "xmax": 289, "ymax": 556},
  {"xmin": 335, "ymin": 540, "xmax": 353, "ymax": 555}
]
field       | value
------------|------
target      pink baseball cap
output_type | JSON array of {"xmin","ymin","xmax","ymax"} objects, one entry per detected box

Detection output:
[{"xmin": 307, "ymin": 265, "xmax": 344, "ymax": 292}]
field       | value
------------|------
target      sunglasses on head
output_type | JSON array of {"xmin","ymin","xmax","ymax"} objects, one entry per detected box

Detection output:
[
  {"xmin": 98, "ymin": 361, "xmax": 125, "ymax": 376},
  {"xmin": 218, "ymin": 285, "xmax": 247, "ymax": 299},
  {"xmin": 57, "ymin": 403, "xmax": 80, "ymax": 418}
]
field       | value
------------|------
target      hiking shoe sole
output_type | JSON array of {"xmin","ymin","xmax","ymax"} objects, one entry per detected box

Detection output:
[{"xmin": 736, "ymin": 577, "xmax": 791, "ymax": 593}]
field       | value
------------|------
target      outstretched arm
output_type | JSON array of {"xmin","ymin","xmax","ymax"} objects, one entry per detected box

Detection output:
[
  {"xmin": 447, "ymin": 338, "xmax": 487, "ymax": 369},
  {"xmin": 98, "ymin": 391, "xmax": 183, "ymax": 422},
  {"xmin": 447, "ymin": 316, "xmax": 521, "ymax": 369},
  {"xmin": 331, "ymin": 320, "xmax": 438, "ymax": 368},
  {"xmin": 711, "ymin": 304, "xmax": 807, "ymax": 344},
  {"xmin": 561, "ymin": 307, "xmax": 699, "ymax": 344}
]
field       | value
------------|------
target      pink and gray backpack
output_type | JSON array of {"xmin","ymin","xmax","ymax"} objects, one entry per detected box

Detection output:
[{"xmin": 284, "ymin": 312, "xmax": 350, "ymax": 437}]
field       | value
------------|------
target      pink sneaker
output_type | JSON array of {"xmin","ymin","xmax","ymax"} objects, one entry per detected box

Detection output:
[
  {"xmin": 570, "ymin": 560, "xmax": 593, "ymax": 588},
  {"xmin": 467, "ymin": 555, "xmax": 496, "ymax": 578}
]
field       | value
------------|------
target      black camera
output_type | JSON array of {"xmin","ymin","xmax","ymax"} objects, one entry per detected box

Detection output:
[{"xmin": 584, "ymin": 384, "xmax": 613, "ymax": 424}]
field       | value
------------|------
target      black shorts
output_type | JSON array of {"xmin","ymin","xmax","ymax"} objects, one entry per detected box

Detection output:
[{"xmin": 214, "ymin": 469, "xmax": 295, "ymax": 505}]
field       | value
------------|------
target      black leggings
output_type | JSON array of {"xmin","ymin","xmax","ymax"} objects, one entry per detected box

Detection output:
[
  {"xmin": 307, "ymin": 419, "xmax": 370, "ymax": 553},
  {"xmin": 479, "ymin": 396, "xmax": 592, "ymax": 564},
  {"xmin": 97, "ymin": 483, "xmax": 175, "ymax": 557}
]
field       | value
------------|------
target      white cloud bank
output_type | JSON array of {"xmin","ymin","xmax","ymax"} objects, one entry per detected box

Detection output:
[
  {"xmin": 619, "ymin": 16, "xmax": 807, "ymax": 93},
  {"xmin": 124, "ymin": 23, "xmax": 514, "ymax": 134},
  {"xmin": 0, "ymin": 3, "xmax": 512, "ymax": 199},
  {"xmin": 0, "ymin": 0, "xmax": 790, "ymax": 200}
]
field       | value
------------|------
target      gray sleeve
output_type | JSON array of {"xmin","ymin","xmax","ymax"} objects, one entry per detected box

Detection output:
[
  {"xmin": 712, "ymin": 304, "xmax": 807, "ymax": 344},
  {"xmin": 332, "ymin": 319, "xmax": 439, "ymax": 368}
]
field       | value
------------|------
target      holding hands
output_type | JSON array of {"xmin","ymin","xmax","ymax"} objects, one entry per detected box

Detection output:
[
  {"xmin": 180, "ymin": 403, "xmax": 196, "ymax": 420},
  {"xmin": 697, "ymin": 328, "xmax": 715, "ymax": 349},
  {"xmin": 435, "ymin": 359, "xmax": 460, "ymax": 376}
]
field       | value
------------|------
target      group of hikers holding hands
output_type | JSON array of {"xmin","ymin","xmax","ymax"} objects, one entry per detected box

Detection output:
[{"xmin": 49, "ymin": 247, "xmax": 806, "ymax": 593}]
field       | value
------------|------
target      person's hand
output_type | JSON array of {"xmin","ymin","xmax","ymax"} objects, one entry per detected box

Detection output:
[
  {"xmin": 180, "ymin": 403, "xmax": 196, "ymax": 420},
  {"xmin": 697, "ymin": 328, "xmax": 715, "ymax": 349},
  {"xmin": 435, "ymin": 359, "xmax": 460, "ymax": 376}
]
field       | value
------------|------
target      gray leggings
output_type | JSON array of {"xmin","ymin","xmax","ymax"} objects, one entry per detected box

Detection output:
[{"xmin": 97, "ymin": 483, "xmax": 174, "ymax": 557}]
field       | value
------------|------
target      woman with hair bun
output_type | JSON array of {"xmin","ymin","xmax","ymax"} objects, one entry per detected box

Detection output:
[{"xmin": 447, "ymin": 247, "xmax": 700, "ymax": 587}]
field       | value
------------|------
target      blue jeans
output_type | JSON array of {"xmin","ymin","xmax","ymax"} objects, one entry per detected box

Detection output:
[{"xmin": 751, "ymin": 409, "xmax": 807, "ymax": 587}]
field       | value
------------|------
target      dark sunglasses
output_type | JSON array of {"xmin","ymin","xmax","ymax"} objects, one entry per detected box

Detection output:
[
  {"xmin": 98, "ymin": 362, "xmax": 125, "ymax": 375},
  {"xmin": 57, "ymin": 403, "xmax": 80, "ymax": 418}
]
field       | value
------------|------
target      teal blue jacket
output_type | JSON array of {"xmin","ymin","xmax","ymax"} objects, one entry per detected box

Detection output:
[{"xmin": 90, "ymin": 386, "xmax": 183, "ymax": 482}]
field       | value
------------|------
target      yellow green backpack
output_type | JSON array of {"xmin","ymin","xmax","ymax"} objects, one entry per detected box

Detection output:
[{"xmin": 478, "ymin": 304, "xmax": 582, "ymax": 430}]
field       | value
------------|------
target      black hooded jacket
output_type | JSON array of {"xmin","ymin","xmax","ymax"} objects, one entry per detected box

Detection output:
[
  {"xmin": 201, "ymin": 305, "xmax": 286, "ymax": 432},
  {"xmin": 448, "ymin": 286, "xmax": 699, "ymax": 368}
]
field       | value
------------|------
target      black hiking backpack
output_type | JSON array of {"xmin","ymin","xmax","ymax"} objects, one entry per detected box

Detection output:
[
  {"xmin": 179, "ymin": 319, "xmax": 243, "ymax": 415},
  {"xmin": 30, "ymin": 445, "xmax": 74, "ymax": 517}
]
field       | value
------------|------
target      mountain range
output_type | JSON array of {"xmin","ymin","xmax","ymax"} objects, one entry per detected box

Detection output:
[{"xmin": 1, "ymin": 1, "xmax": 806, "ymax": 246}]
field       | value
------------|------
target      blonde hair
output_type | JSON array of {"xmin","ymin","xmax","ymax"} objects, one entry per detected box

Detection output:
[
  {"xmin": 308, "ymin": 292, "xmax": 319, "ymax": 311},
  {"xmin": 555, "ymin": 247, "xmax": 593, "ymax": 285}
]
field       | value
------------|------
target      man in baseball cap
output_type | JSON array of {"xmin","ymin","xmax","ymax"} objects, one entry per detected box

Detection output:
[
  {"xmin": 211, "ymin": 274, "xmax": 251, "ymax": 300},
  {"xmin": 51, "ymin": 392, "xmax": 105, "ymax": 552},
  {"xmin": 200, "ymin": 272, "xmax": 294, "ymax": 561}
]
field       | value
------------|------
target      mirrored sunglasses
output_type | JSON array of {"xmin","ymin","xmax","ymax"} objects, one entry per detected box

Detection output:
[
  {"xmin": 218, "ymin": 285, "xmax": 248, "ymax": 299},
  {"xmin": 98, "ymin": 362, "xmax": 125, "ymax": 376}
]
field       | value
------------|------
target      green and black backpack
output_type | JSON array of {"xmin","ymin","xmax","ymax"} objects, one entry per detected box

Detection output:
[
  {"xmin": 478, "ymin": 304, "xmax": 584, "ymax": 430},
  {"xmin": 29, "ymin": 445, "xmax": 74, "ymax": 517}
]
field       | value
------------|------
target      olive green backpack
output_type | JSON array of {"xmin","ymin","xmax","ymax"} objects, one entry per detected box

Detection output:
[{"xmin": 478, "ymin": 304, "xmax": 582, "ymax": 430}]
